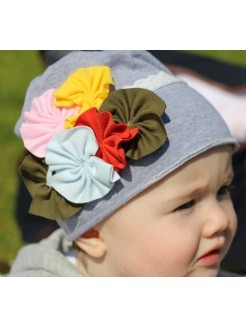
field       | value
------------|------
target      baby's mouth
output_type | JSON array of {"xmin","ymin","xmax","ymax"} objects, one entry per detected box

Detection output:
[{"xmin": 197, "ymin": 248, "xmax": 222, "ymax": 267}]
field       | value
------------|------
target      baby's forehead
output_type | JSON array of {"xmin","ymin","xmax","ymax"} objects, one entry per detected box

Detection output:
[
  {"xmin": 159, "ymin": 145, "xmax": 233, "ymax": 193},
  {"xmin": 116, "ymin": 146, "xmax": 234, "ymax": 213}
]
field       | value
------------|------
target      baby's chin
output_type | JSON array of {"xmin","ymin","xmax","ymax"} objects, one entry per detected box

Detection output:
[{"xmin": 185, "ymin": 266, "xmax": 219, "ymax": 277}]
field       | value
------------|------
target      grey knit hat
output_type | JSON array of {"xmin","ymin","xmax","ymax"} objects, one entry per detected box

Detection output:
[{"xmin": 15, "ymin": 50, "xmax": 237, "ymax": 241}]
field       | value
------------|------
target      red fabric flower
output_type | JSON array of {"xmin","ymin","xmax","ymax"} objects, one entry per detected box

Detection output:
[{"xmin": 74, "ymin": 108, "xmax": 138, "ymax": 171}]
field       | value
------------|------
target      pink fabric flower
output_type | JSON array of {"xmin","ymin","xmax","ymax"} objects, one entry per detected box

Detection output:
[{"xmin": 20, "ymin": 89, "xmax": 79, "ymax": 158}]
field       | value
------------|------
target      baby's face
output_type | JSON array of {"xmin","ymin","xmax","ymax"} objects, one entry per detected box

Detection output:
[{"xmin": 99, "ymin": 145, "xmax": 237, "ymax": 276}]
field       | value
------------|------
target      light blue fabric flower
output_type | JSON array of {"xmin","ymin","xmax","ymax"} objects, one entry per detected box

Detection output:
[{"xmin": 45, "ymin": 126, "xmax": 120, "ymax": 204}]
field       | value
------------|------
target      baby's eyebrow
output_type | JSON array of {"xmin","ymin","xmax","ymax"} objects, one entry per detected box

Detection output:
[
  {"xmin": 224, "ymin": 171, "xmax": 234, "ymax": 182},
  {"xmin": 169, "ymin": 171, "xmax": 234, "ymax": 203},
  {"xmin": 170, "ymin": 186, "xmax": 207, "ymax": 202},
  {"xmin": 221, "ymin": 165, "xmax": 234, "ymax": 185},
  {"xmin": 161, "ymin": 181, "xmax": 209, "ymax": 205}
]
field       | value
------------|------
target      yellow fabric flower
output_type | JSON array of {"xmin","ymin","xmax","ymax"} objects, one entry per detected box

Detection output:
[{"xmin": 54, "ymin": 66, "xmax": 115, "ymax": 128}]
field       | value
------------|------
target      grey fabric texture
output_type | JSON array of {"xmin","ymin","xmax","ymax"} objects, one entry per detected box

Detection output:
[
  {"xmin": 15, "ymin": 50, "xmax": 237, "ymax": 241},
  {"xmin": 8, "ymin": 229, "xmax": 82, "ymax": 277}
]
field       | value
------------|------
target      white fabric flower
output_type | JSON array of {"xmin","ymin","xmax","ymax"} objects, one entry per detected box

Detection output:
[{"xmin": 45, "ymin": 126, "xmax": 120, "ymax": 203}]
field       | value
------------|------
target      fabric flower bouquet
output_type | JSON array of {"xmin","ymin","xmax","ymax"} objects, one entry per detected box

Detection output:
[{"xmin": 19, "ymin": 66, "xmax": 167, "ymax": 220}]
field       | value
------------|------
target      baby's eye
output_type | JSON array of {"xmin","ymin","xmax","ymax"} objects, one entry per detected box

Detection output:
[
  {"xmin": 217, "ymin": 185, "xmax": 233, "ymax": 198},
  {"xmin": 174, "ymin": 200, "xmax": 195, "ymax": 212}
]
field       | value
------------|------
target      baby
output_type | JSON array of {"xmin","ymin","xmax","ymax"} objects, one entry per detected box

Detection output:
[{"xmin": 9, "ymin": 51, "xmax": 237, "ymax": 277}]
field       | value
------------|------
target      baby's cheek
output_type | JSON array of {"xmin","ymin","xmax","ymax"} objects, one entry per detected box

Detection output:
[{"xmin": 170, "ymin": 231, "xmax": 200, "ymax": 264}]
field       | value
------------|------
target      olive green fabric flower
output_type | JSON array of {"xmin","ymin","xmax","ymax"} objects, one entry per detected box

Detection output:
[
  {"xmin": 19, "ymin": 154, "xmax": 83, "ymax": 220},
  {"xmin": 99, "ymin": 88, "xmax": 167, "ymax": 160}
]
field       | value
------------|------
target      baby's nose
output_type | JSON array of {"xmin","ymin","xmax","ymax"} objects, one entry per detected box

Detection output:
[{"xmin": 202, "ymin": 201, "xmax": 231, "ymax": 238}]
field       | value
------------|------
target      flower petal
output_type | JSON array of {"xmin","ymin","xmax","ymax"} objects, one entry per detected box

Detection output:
[
  {"xmin": 74, "ymin": 108, "xmax": 138, "ymax": 171},
  {"xmin": 99, "ymin": 88, "xmax": 167, "ymax": 160},
  {"xmin": 19, "ymin": 154, "xmax": 82, "ymax": 220},
  {"xmin": 54, "ymin": 66, "xmax": 115, "ymax": 109},
  {"xmin": 55, "ymin": 66, "xmax": 115, "ymax": 128},
  {"xmin": 20, "ymin": 89, "xmax": 79, "ymax": 158},
  {"xmin": 45, "ymin": 126, "xmax": 120, "ymax": 204}
]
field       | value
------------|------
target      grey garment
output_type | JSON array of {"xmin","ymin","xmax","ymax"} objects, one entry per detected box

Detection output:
[
  {"xmin": 8, "ymin": 229, "xmax": 83, "ymax": 277},
  {"xmin": 15, "ymin": 51, "xmax": 238, "ymax": 241}
]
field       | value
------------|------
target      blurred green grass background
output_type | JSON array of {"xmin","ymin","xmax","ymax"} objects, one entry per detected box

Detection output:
[
  {"xmin": 1, "ymin": 50, "xmax": 246, "ymax": 272},
  {"xmin": 0, "ymin": 51, "xmax": 43, "ymax": 270}
]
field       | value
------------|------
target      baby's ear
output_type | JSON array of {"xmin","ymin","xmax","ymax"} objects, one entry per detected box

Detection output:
[{"xmin": 74, "ymin": 227, "xmax": 107, "ymax": 258}]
